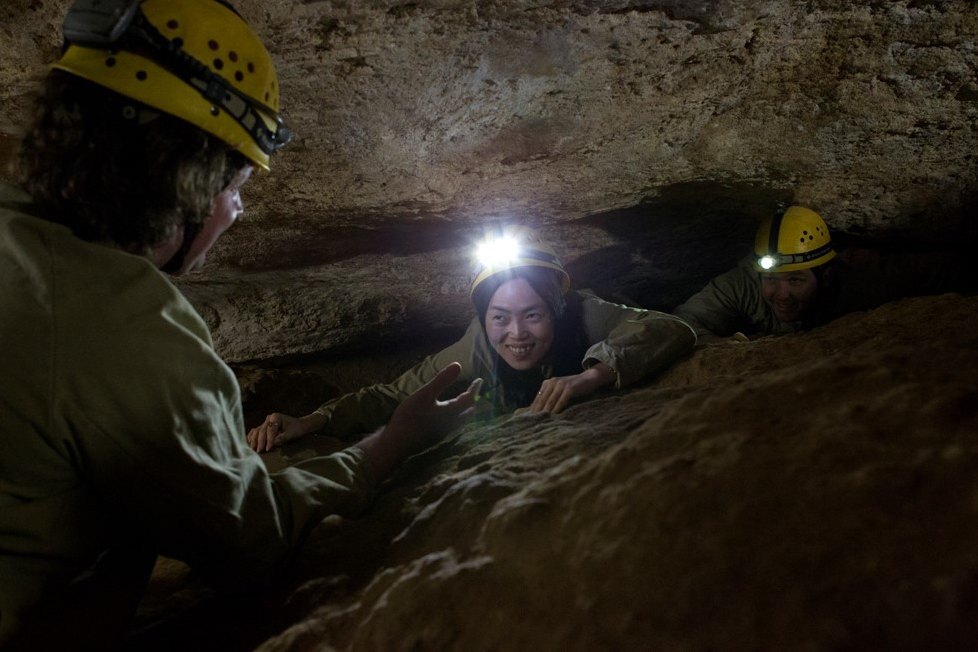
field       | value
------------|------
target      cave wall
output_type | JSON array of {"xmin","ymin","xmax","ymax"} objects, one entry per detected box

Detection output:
[
  {"xmin": 5, "ymin": 3, "xmax": 978, "ymax": 649},
  {"xmin": 130, "ymin": 294, "xmax": 978, "ymax": 651},
  {"xmin": 2, "ymin": 0, "xmax": 977, "ymax": 363}
]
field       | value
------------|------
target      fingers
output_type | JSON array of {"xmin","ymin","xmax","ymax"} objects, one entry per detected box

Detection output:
[
  {"xmin": 540, "ymin": 387, "xmax": 565, "ymax": 414},
  {"xmin": 530, "ymin": 379, "xmax": 572, "ymax": 414},
  {"xmin": 528, "ymin": 385, "xmax": 548, "ymax": 413},
  {"xmin": 246, "ymin": 425, "xmax": 270, "ymax": 452},
  {"xmin": 409, "ymin": 362, "xmax": 463, "ymax": 405},
  {"xmin": 453, "ymin": 378, "xmax": 483, "ymax": 419},
  {"xmin": 531, "ymin": 379, "xmax": 560, "ymax": 413},
  {"xmin": 466, "ymin": 376, "xmax": 484, "ymax": 395},
  {"xmin": 247, "ymin": 414, "xmax": 283, "ymax": 453},
  {"xmin": 433, "ymin": 377, "xmax": 484, "ymax": 432},
  {"xmin": 263, "ymin": 419, "xmax": 282, "ymax": 452},
  {"xmin": 446, "ymin": 379, "xmax": 482, "ymax": 421},
  {"xmin": 452, "ymin": 377, "xmax": 484, "ymax": 409},
  {"xmin": 550, "ymin": 388, "xmax": 572, "ymax": 414}
]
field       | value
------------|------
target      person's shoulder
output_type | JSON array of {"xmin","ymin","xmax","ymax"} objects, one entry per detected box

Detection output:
[
  {"xmin": 56, "ymin": 240, "xmax": 210, "ymax": 351},
  {"xmin": 0, "ymin": 181, "xmax": 33, "ymax": 207},
  {"xmin": 462, "ymin": 314, "xmax": 483, "ymax": 334},
  {"xmin": 0, "ymin": 184, "xmax": 68, "ymax": 243},
  {"xmin": 569, "ymin": 288, "xmax": 617, "ymax": 305},
  {"xmin": 709, "ymin": 256, "xmax": 761, "ymax": 291},
  {"xmin": 565, "ymin": 288, "xmax": 606, "ymax": 314},
  {"xmin": 733, "ymin": 255, "xmax": 759, "ymax": 273},
  {"xmin": 566, "ymin": 288, "xmax": 592, "ymax": 303}
]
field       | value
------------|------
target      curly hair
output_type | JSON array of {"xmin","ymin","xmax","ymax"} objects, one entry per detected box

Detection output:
[{"xmin": 18, "ymin": 71, "xmax": 241, "ymax": 252}]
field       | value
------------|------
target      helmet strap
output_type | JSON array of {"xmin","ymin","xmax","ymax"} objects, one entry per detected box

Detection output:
[
  {"xmin": 126, "ymin": 10, "xmax": 290, "ymax": 155},
  {"xmin": 160, "ymin": 219, "xmax": 202, "ymax": 275},
  {"xmin": 62, "ymin": 0, "xmax": 290, "ymax": 157},
  {"xmin": 767, "ymin": 208, "xmax": 786, "ymax": 256}
]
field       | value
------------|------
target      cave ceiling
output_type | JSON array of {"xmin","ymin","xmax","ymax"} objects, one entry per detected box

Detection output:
[{"xmin": 2, "ymin": 0, "xmax": 976, "ymax": 363}]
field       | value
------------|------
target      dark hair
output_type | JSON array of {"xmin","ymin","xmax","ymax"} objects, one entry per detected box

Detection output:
[
  {"xmin": 473, "ymin": 266, "xmax": 589, "ymax": 409},
  {"xmin": 18, "ymin": 71, "xmax": 242, "ymax": 252},
  {"xmin": 472, "ymin": 265, "xmax": 567, "ymax": 326}
]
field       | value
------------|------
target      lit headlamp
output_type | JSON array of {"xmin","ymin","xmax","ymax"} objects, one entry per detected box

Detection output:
[
  {"xmin": 757, "ymin": 254, "xmax": 777, "ymax": 270},
  {"xmin": 469, "ymin": 227, "xmax": 570, "ymax": 297},
  {"xmin": 475, "ymin": 235, "xmax": 520, "ymax": 269},
  {"xmin": 755, "ymin": 244, "xmax": 833, "ymax": 272}
]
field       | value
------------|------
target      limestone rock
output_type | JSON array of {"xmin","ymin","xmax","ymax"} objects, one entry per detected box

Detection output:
[
  {"xmin": 132, "ymin": 294, "xmax": 978, "ymax": 650},
  {"xmin": 2, "ymin": 1, "xmax": 976, "ymax": 362}
]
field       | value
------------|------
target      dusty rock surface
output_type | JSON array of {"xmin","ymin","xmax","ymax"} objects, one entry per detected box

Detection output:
[
  {"xmin": 2, "ymin": 1, "xmax": 977, "ymax": 362},
  {"xmin": 129, "ymin": 293, "xmax": 978, "ymax": 650},
  {"xmin": 2, "ymin": 2, "xmax": 977, "ymax": 646}
]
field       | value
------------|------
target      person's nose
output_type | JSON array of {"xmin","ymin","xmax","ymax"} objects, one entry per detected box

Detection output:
[
  {"xmin": 772, "ymin": 280, "xmax": 791, "ymax": 299},
  {"xmin": 507, "ymin": 318, "xmax": 526, "ymax": 339},
  {"xmin": 230, "ymin": 190, "xmax": 244, "ymax": 219}
]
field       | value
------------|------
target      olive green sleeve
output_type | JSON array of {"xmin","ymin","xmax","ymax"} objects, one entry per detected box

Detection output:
[
  {"xmin": 672, "ymin": 258, "xmax": 772, "ymax": 337},
  {"xmin": 0, "ymin": 195, "xmax": 379, "ymax": 638},
  {"xmin": 577, "ymin": 292, "xmax": 697, "ymax": 388},
  {"xmin": 313, "ymin": 319, "xmax": 487, "ymax": 439},
  {"xmin": 53, "ymin": 255, "xmax": 378, "ymax": 590}
]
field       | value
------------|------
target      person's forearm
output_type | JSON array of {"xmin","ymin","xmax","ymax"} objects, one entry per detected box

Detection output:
[
  {"xmin": 353, "ymin": 426, "xmax": 412, "ymax": 482},
  {"xmin": 299, "ymin": 412, "xmax": 328, "ymax": 436},
  {"xmin": 584, "ymin": 362, "xmax": 618, "ymax": 389}
]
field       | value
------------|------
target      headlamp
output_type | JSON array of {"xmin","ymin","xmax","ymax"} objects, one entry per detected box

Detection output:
[
  {"xmin": 475, "ymin": 235, "xmax": 521, "ymax": 268},
  {"xmin": 61, "ymin": 0, "xmax": 291, "ymax": 157},
  {"xmin": 756, "ymin": 243, "xmax": 833, "ymax": 272},
  {"xmin": 469, "ymin": 226, "xmax": 570, "ymax": 297}
]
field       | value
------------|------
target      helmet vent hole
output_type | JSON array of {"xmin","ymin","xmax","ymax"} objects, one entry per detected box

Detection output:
[
  {"xmin": 235, "ymin": 71, "xmax": 244, "ymax": 82},
  {"xmin": 166, "ymin": 19, "xmax": 179, "ymax": 30},
  {"xmin": 808, "ymin": 235, "xmax": 814, "ymax": 240},
  {"xmin": 209, "ymin": 40, "xmax": 219, "ymax": 51},
  {"xmin": 264, "ymin": 92, "xmax": 270, "ymax": 101},
  {"xmin": 248, "ymin": 62, "xmax": 255, "ymax": 73},
  {"xmin": 213, "ymin": 59, "xmax": 224, "ymax": 70},
  {"xmin": 229, "ymin": 51, "xmax": 239, "ymax": 62},
  {"xmin": 105, "ymin": 57, "xmax": 117, "ymax": 67},
  {"xmin": 136, "ymin": 70, "xmax": 148, "ymax": 81}
]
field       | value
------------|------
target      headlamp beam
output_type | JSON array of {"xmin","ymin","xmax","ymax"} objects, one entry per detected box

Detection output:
[{"xmin": 475, "ymin": 236, "xmax": 520, "ymax": 268}]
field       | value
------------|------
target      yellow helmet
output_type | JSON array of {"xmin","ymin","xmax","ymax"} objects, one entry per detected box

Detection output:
[
  {"xmin": 470, "ymin": 226, "xmax": 570, "ymax": 297},
  {"xmin": 53, "ymin": 0, "xmax": 290, "ymax": 170},
  {"xmin": 753, "ymin": 205, "xmax": 836, "ymax": 273}
]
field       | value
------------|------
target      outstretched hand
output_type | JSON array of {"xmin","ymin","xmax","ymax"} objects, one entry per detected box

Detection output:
[{"xmin": 356, "ymin": 362, "xmax": 482, "ymax": 481}]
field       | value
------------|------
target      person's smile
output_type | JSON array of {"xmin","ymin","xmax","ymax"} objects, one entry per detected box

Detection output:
[{"xmin": 484, "ymin": 278, "xmax": 556, "ymax": 371}]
